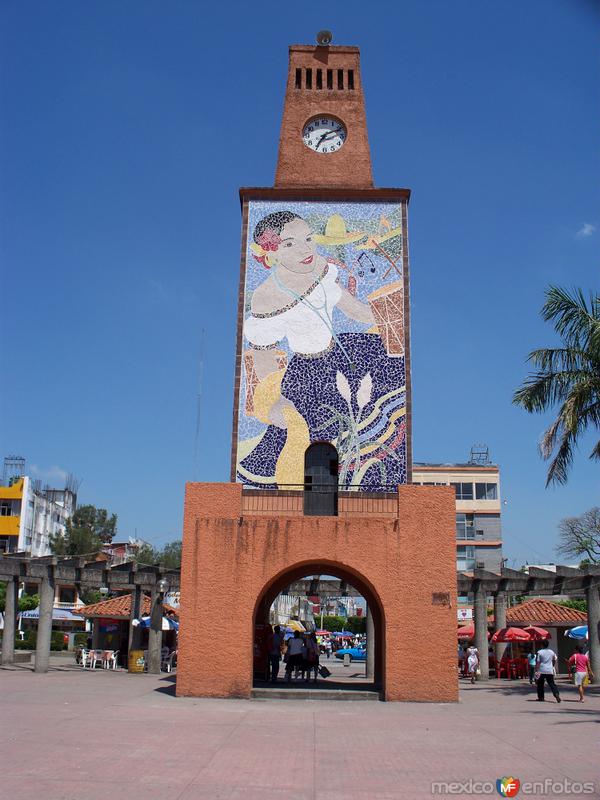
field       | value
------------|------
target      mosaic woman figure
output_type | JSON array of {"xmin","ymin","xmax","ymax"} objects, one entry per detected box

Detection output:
[{"xmin": 239, "ymin": 210, "xmax": 406, "ymax": 489}]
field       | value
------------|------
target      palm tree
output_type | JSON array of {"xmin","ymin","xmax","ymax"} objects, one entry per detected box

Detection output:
[{"xmin": 513, "ymin": 286, "xmax": 600, "ymax": 486}]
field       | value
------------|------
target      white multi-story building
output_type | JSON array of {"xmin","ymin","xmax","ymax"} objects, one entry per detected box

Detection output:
[{"xmin": 0, "ymin": 475, "xmax": 76, "ymax": 557}]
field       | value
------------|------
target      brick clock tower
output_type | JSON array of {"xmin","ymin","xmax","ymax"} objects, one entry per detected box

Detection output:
[
  {"xmin": 178, "ymin": 37, "xmax": 457, "ymax": 703},
  {"xmin": 232, "ymin": 40, "xmax": 412, "ymax": 493}
]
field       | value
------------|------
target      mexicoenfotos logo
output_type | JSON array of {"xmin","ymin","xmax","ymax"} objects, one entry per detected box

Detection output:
[
  {"xmin": 496, "ymin": 777, "xmax": 520, "ymax": 797},
  {"xmin": 431, "ymin": 777, "xmax": 595, "ymax": 795}
]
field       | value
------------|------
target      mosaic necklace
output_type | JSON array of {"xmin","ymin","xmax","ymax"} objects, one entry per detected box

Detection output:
[{"xmin": 272, "ymin": 267, "xmax": 354, "ymax": 369}]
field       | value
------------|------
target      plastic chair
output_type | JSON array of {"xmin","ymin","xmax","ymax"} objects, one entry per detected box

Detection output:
[
  {"xmin": 80, "ymin": 648, "xmax": 90, "ymax": 668},
  {"xmin": 90, "ymin": 650, "xmax": 105, "ymax": 669},
  {"xmin": 497, "ymin": 659, "xmax": 510, "ymax": 679},
  {"xmin": 104, "ymin": 650, "xmax": 119, "ymax": 670},
  {"xmin": 161, "ymin": 651, "xmax": 177, "ymax": 673},
  {"xmin": 518, "ymin": 658, "xmax": 528, "ymax": 679}
]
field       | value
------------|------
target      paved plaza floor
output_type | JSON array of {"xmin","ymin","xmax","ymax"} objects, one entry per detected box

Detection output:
[{"xmin": 1, "ymin": 661, "xmax": 598, "ymax": 800}]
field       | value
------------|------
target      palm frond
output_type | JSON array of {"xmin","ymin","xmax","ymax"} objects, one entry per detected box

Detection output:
[
  {"xmin": 527, "ymin": 347, "xmax": 592, "ymax": 373},
  {"xmin": 544, "ymin": 426, "xmax": 575, "ymax": 486},
  {"xmin": 542, "ymin": 286, "xmax": 600, "ymax": 351},
  {"xmin": 513, "ymin": 370, "xmax": 591, "ymax": 412}
]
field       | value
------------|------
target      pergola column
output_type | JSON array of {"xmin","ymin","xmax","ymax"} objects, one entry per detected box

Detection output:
[
  {"xmin": 586, "ymin": 578, "xmax": 600, "ymax": 685},
  {"xmin": 147, "ymin": 586, "xmax": 163, "ymax": 674},
  {"xmin": 35, "ymin": 570, "xmax": 55, "ymax": 673},
  {"xmin": 366, "ymin": 605, "xmax": 374, "ymax": 680},
  {"xmin": 474, "ymin": 581, "xmax": 489, "ymax": 682},
  {"xmin": 128, "ymin": 585, "xmax": 143, "ymax": 654},
  {"xmin": 493, "ymin": 590, "xmax": 508, "ymax": 666},
  {"xmin": 1, "ymin": 576, "xmax": 19, "ymax": 666}
]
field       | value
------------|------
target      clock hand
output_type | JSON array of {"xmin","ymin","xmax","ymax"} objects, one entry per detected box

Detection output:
[
  {"xmin": 317, "ymin": 130, "xmax": 343, "ymax": 150},
  {"xmin": 315, "ymin": 130, "xmax": 330, "ymax": 149}
]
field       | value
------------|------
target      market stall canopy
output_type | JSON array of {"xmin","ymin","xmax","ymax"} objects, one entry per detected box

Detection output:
[
  {"xmin": 20, "ymin": 607, "xmax": 84, "ymax": 622},
  {"xmin": 565, "ymin": 625, "xmax": 588, "ymax": 640},
  {"xmin": 522, "ymin": 625, "xmax": 550, "ymax": 640},
  {"xmin": 491, "ymin": 627, "xmax": 532, "ymax": 643},
  {"xmin": 133, "ymin": 616, "xmax": 179, "ymax": 631},
  {"xmin": 457, "ymin": 623, "xmax": 490, "ymax": 640}
]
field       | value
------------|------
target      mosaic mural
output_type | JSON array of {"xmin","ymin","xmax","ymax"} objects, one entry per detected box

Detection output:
[{"xmin": 236, "ymin": 200, "xmax": 408, "ymax": 490}]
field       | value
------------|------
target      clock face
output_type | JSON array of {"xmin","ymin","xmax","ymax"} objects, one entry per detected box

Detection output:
[{"xmin": 302, "ymin": 116, "xmax": 347, "ymax": 154}]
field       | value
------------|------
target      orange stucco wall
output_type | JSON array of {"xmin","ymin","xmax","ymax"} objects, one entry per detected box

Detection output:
[{"xmin": 177, "ymin": 483, "xmax": 458, "ymax": 702}]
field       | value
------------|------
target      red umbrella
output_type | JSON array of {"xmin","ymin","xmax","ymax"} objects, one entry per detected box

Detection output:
[
  {"xmin": 457, "ymin": 624, "xmax": 490, "ymax": 640},
  {"xmin": 491, "ymin": 627, "xmax": 532, "ymax": 643},
  {"xmin": 522, "ymin": 626, "xmax": 550, "ymax": 640}
]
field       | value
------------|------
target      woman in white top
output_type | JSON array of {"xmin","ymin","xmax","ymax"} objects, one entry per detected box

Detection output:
[
  {"xmin": 466, "ymin": 646, "xmax": 479, "ymax": 684},
  {"xmin": 239, "ymin": 210, "xmax": 407, "ymax": 489}
]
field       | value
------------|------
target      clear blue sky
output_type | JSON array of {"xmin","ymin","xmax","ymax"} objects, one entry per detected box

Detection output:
[{"xmin": 1, "ymin": 1, "xmax": 598, "ymax": 565}]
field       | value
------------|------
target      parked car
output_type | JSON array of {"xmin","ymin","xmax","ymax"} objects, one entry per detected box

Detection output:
[{"xmin": 334, "ymin": 647, "xmax": 366, "ymax": 662}]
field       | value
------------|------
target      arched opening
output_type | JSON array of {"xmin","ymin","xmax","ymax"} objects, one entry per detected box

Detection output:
[
  {"xmin": 304, "ymin": 443, "xmax": 338, "ymax": 516},
  {"xmin": 252, "ymin": 560, "xmax": 385, "ymax": 697}
]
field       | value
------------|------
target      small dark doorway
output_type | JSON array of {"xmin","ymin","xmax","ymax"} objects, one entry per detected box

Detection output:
[{"xmin": 304, "ymin": 443, "xmax": 338, "ymax": 516}]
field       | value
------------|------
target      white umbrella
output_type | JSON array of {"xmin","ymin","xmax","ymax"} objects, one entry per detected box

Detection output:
[{"xmin": 132, "ymin": 616, "xmax": 179, "ymax": 631}]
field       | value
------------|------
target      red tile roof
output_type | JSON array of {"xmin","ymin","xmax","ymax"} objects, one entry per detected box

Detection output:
[
  {"xmin": 506, "ymin": 599, "xmax": 586, "ymax": 625},
  {"xmin": 77, "ymin": 593, "xmax": 178, "ymax": 619}
]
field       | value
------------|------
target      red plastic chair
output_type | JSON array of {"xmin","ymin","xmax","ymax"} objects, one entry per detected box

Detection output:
[{"xmin": 497, "ymin": 658, "xmax": 510, "ymax": 679}]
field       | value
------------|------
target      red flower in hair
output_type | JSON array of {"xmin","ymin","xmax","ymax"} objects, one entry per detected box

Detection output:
[{"xmin": 257, "ymin": 229, "xmax": 281, "ymax": 252}]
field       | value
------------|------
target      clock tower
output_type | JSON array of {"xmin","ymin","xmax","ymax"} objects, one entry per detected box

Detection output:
[{"xmin": 178, "ymin": 35, "xmax": 458, "ymax": 704}]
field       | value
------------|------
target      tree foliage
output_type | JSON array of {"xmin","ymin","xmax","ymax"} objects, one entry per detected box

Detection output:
[
  {"xmin": 513, "ymin": 286, "xmax": 600, "ymax": 485},
  {"xmin": 556, "ymin": 507, "xmax": 600, "ymax": 564},
  {"xmin": 133, "ymin": 539, "xmax": 182, "ymax": 569},
  {"xmin": 319, "ymin": 615, "xmax": 366, "ymax": 634},
  {"xmin": 0, "ymin": 584, "xmax": 40, "ymax": 613},
  {"xmin": 50, "ymin": 504, "xmax": 117, "ymax": 556},
  {"xmin": 557, "ymin": 598, "xmax": 587, "ymax": 613}
]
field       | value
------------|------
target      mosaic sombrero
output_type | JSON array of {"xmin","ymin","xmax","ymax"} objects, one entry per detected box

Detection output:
[{"xmin": 313, "ymin": 214, "xmax": 365, "ymax": 246}]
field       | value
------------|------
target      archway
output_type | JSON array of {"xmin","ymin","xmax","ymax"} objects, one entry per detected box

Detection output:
[{"xmin": 252, "ymin": 559, "xmax": 385, "ymax": 695}]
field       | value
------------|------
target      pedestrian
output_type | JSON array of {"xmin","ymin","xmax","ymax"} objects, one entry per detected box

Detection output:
[
  {"xmin": 568, "ymin": 645, "xmax": 594, "ymax": 703},
  {"xmin": 325, "ymin": 638, "xmax": 332, "ymax": 659},
  {"xmin": 535, "ymin": 639, "xmax": 561, "ymax": 703},
  {"xmin": 466, "ymin": 645, "xmax": 479, "ymax": 684},
  {"xmin": 267, "ymin": 624, "xmax": 284, "ymax": 683},
  {"xmin": 527, "ymin": 650, "xmax": 537, "ymax": 684},
  {"xmin": 285, "ymin": 630, "xmax": 304, "ymax": 683},
  {"xmin": 457, "ymin": 643, "xmax": 465, "ymax": 676},
  {"xmin": 304, "ymin": 631, "xmax": 319, "ymax": 683}
]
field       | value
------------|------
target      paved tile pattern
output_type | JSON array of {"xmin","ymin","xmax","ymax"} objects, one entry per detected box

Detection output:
[{"xmin": 1, "ymin": 664, "xmax": 598, "ymax": 800}]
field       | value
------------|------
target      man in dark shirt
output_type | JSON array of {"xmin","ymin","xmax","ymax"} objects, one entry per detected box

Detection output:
[{"xmin": 267, "ymin": 625, "xmax": 284, "ymax": 683}]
